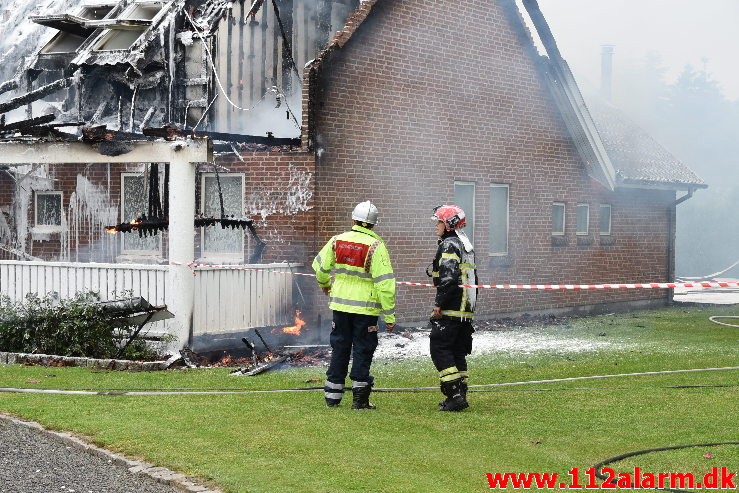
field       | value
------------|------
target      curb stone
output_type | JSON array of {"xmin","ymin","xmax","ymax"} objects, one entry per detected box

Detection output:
[
  {"xmin": 0, "ymin": 351, "xmax": 168, "ymax": 371},
  {"xmin": 0, "ymin": 413, "xmax": 222, "ymax": 493}
]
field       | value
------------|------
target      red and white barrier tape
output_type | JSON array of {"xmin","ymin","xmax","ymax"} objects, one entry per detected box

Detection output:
[{"xmin": 170, "ymin": 261, "xmax": 739, "ymax": 290}]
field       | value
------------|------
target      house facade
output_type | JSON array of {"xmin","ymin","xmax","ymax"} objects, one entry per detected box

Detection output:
[{"xmin": 0, "ymin": 0, "xmax": 705, "ymax": 344}]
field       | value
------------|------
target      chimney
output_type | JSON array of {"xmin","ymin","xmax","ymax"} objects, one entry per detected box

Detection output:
[{"xmin": 600, "ymin": 45, "xmax": 615, "ymax": 101}]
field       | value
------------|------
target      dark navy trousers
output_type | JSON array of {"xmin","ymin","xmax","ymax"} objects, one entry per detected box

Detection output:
[{"xmin": 326, "ymin": 311, "xmax": 379, "ymax": 385}]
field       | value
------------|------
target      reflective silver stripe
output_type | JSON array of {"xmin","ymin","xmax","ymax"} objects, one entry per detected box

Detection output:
[
  {"xmin": 324, "ymin": 392, "xmax": 344, "ymax": 400},
  {"xmin": 373, "ymin": 272, "xmax": 395, "ymax": 283},
  {"xmin": 432, "ymin": 271, "xmax": 439, "ymax": 278},
  {"xmin": 324, "ymin": 381, "xmax": 344, "ymax": 390},
  {"xmin": 382, "ymin": 309, "xmax": 395, "ymax": 316},
  {"xmin": 314, "ymin": 254, "xmax": 331, "ymax": 273},
  {"xmin": 441, "ymin": 252, "xmax": 461, "ymax": 262},
  {"xmin": 439, "ymin": 366, "xmax": 458, "ymax": 377},
  {"xmin": 352, "ymin": 380, "xmax": 370, "ymax": 388},
  {"xmin": 334, "ymin": 267, "xmax": 371, "ymax": 278},
  {"xmin": 329, "ymin": 297, "xmax": 382, "ymax": 309}
]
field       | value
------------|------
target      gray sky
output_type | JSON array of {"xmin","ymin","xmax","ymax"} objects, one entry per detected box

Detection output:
[{"xmin": 530, "ymin": 0, "xmax": 739, "ymax": 101}]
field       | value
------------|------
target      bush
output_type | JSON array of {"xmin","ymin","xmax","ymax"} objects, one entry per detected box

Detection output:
[{"xmin": 0, "ymin": 292, "xmax": 163, "ymax": 360}]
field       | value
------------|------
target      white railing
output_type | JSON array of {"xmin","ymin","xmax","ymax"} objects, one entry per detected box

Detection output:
[
  {"xmin": 192, "ymin": 264, "xmax": 295, "ymax": 336},
  {"xmin": 0, "ymin": 261, "xmax": 295, "ymax": 340},
  {"xmin": 0, "ymin": 261, "xmax": 168, "ymax": 304}
]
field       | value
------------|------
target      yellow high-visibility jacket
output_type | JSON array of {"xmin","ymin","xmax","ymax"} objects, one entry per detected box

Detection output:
[{"xmin": 312, "ymin": 225, "xmax": 396, "ymax": 324}]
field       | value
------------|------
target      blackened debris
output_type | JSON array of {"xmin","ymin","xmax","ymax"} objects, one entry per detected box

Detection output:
[
  {"xmin": 143, "ymin": 126, "xmax": 300, "ymax": 146},
  {"xmin": 0, "ymin": 79, "xmax": 19, "ymax": 97}
]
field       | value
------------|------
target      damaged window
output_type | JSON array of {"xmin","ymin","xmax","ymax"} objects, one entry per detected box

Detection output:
[
  {"xmin": 34, "ymin": 191, "xmax": 63, "ymax": 229},
  {"xmin": 37, "ymin": 5, "xmax": 115, "ymax": 54},
  {"xmin": 121, "ymin": 173, "xmax": 160, "ymax": 254},
  {"xmin": 454, "ymin": 181, "xmax": 475, "ymax": 244},
  {"xmin": 94, "ymin": 1, "xmax": 168, "ymax": 51},
  {"xmin": 202, "ymin": 174, "xmax": 244, "ymax": 259}
]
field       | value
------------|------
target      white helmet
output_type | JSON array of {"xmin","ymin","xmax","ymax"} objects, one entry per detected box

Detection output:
[{"xmin": 352, "ymin": 200, "xmax": 379, "ymax": 225}]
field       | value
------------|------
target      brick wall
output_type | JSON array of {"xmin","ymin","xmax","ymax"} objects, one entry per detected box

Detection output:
[{"xmin": 310, "ymin": 0, "xmax": 675, "ymax": 321}]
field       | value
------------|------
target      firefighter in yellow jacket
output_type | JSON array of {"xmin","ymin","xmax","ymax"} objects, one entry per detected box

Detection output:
[{"xmin": 312, "ymin": 201, "xmax": 396, "ymax": 409}]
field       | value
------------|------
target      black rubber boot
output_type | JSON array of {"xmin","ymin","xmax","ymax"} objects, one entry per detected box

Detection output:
[
  {"xmin": 324, "ymin": 381, "xmax": 344, "ymax": 408},
  {"xmin": 351, "ymin": 384, "xmax": 377, "ymax": 410},
  {"xmin": 439, "ymin": 379, "xmax": 468, "ymax": 412}
]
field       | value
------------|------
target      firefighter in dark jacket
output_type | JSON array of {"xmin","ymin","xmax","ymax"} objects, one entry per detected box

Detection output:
[{"xmin": 429, "ymin": 205, "xmax": 477, "ymax": 411}]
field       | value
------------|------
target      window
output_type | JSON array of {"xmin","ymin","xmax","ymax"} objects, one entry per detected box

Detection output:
[
  {"xmin": 599, "ymin": 204, "xmax": 612, "ymax": 235},
  {"xmin": 489, "ymin": 184, "xmax": 509, "ymax": 256},
  {"xmin": 454, "ymin": 181, "xmax": 475, "ymax": 244},
  {"xmin": 201, "ymin": 174, "xmax": 244, "ymax": 260},
  {"xmin": 34, "ymin": 191, "xmax": 63, "ymax": 230},
  {"xmin": 121, "ymin": 173, "xmax": 160, "ymax": 254},
  {"xmin": 93, "ymin": 1, "xmax": 167, "ymax": 51},
  {"xmin": 576, "ymin": 203, "xmax": 590, "ymax": 235},
  {"xmin": 38, "ymin": 5, "xmax": 115, "ymax": 54},
  {"xmin": 552, "ymin": 202, "xmax": 565, "ymax": 235}
]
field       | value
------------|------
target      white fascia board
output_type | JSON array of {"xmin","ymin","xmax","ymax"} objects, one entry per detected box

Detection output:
[
  {"xmin": 552, "ymin": 60, "xmax": 617, "ymax": 191},
  {"xmin": 520, "ymin": 0, "xmax": 617, "ymax": 191},
  {"xmin": 0, "ymin": 139, "xmax": 211, "ymax": 166}
]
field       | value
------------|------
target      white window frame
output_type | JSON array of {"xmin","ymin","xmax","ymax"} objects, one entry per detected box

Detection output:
[
  {"xmin": 552, "ymin": 202, "xmax": 566, "ymax": 236},
  {"xmin": 120, "ymin": 172, "xmax": 162, "ymax": 256},
  {"xmin": 33, "ymin": 190, "xmax": 64, "ymax": 232},
  {"xmin": 200, "ymin": 173, "xmax": 245, "ymax": 262},
  {"xmin": 488, "ymin": 183, "xmax": 509, "ymax": 256},
  {"xmin": 599, "ymin": 204, "xmax": 612, "ymax": 236},
  {"xmin": 576, "ymin": 203, "xmax": 590, "ymax": 236},
  {"xmin": 454, "ymin": 180, "xmax": 475, "ymax": 244}
]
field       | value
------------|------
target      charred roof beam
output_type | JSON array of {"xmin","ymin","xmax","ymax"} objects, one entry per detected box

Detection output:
[
  {"xmin": 0, "ymin": 114, "xmax": 56, "ymax": 132},
  {"xmin": 0, "ymin": 77, "xmax": 74, "ymax": 115}
]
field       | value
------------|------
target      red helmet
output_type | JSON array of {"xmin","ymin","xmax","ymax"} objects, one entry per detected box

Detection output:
[{"xmin": 432, "ymin": 205, "xmax": 466, "ymax": 231}]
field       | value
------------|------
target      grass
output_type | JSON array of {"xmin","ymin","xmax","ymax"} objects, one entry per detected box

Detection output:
[{"xmin": 0, "ymin": 305, "xmax": 737, "ymax": 492}]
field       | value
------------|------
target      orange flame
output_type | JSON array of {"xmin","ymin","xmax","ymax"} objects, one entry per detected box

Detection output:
[
  {"xmin": 105, "ymin": 227, "xmax": 117, "ymax": 234},
  {"xmin": 276, "ymin": 310, "xmax": 306, "ymax": 336}
]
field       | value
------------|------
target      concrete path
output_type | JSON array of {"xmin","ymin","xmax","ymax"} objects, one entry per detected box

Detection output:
[{"xmin": 0, "ymin": 415, "xmax": 219, "ymax": 493}]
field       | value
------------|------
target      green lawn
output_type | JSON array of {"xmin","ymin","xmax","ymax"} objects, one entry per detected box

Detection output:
[{"xmin": 1, "ymin": 306, "xmax": 737, "ymax": 492}]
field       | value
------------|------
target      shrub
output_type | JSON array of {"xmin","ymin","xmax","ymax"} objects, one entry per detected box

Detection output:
[{"xmin": 0, "ymin": 291, "xmax": 163, "ymax": 360}]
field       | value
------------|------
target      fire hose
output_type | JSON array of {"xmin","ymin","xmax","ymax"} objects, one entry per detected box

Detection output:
[
  {"xmin": 708, "ymin": 316, "xmax": 739, "ymax": 328},
  {"xmin": 0, "ymin": 366, "xmax": 737, "ymax": 396},
  {"xmin": 591, "ymin": 442, "xmax": 739, "ymax": 493}
]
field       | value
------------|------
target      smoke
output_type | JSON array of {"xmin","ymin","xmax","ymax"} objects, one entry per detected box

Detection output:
[
  {"xmin": 608, "ymin": 57, "xmax": 739, "ymax": 278},
  {"xmin": 529, "ymin": 1, "xmax": 739, "ymax": 279}
]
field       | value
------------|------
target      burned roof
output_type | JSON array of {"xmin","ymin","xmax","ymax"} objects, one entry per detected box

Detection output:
[{"xmin": 586, "ymin": 98, "xmax": 706, "ymax": 190}]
